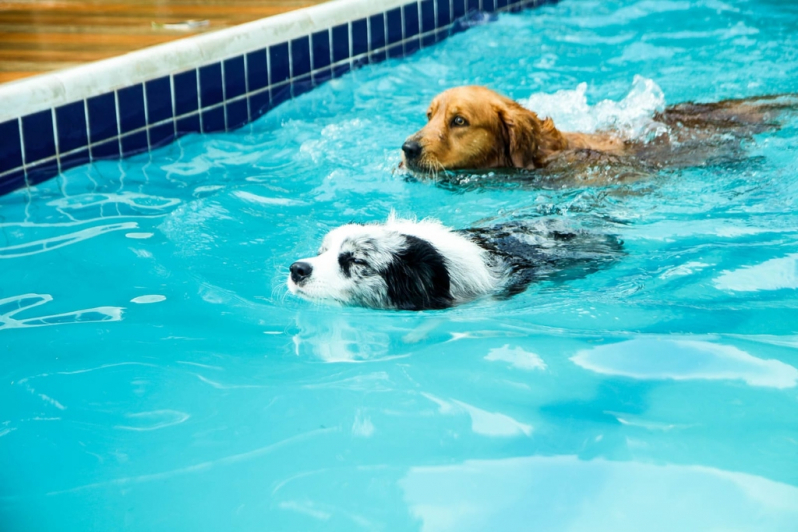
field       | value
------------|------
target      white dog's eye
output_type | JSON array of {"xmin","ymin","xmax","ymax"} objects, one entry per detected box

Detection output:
[{"xmin": 351, "ymin": 258, "xmax": 367, "ymax": 266}]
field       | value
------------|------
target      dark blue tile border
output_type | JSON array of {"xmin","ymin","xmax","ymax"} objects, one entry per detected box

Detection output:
[
  {"xmin": 146, "ymin": 76, "xmax": 173, "ymax": 123},
  {"xmin": 352, "ymin": 18, "xmax": 368, "ymax": 56},
  {"xmin": 199, "ymin": 63, "xmax": 224, "ymax": 108},
  {"xmin": 118, "ymin": 84, "xmax": 146, "ymax": 134},
  {"xmin": 149, "ymin": 122, "xmax": 175, "ymax": 148},
  {"xmin": 121, "ymin": 131, "xmax": 148, "ymax": 157},
  {"xmin": 269, "ymin": 42, "xmax": 290, "ymax": 85},
  {"xmin": 332, "ymin": 24, "xmax": 349, "ymax": 63},
  {"xmin": 174, "ymin": 70, "xmax": 199, "ymax": 116},
  {"xmin": 226, "ymin": 99, "xmax": 249, "ymax": 131},
  {"xmin": 247, "ymin": 49, "xmax": 269, "ymax": 92},
  {"xmin": 312, "ymin": 30, "xmax": 331, "ymax": 70},
  {"xmin": 0, "ymin": 0, "xmax": 556, "ymax": 196},
  {"xmin": 22, "ymin": 110, "xmax": 56, "ymax": 164},
  {"xmin": 55, "ymin": 102, "xmax": 88, "ymax": 154},
  {"xmin": 0, "ymin": 119, "xmax": 23, "ymax": 173},
  {"xmin": 224, "ymin": 56, "xmax": 247, "ymax": 100}
]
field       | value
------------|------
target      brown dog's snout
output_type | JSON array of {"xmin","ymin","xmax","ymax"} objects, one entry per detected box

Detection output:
[{"xmin": 402, "ymin": 138, "xmax": 423, "ymax": 160}]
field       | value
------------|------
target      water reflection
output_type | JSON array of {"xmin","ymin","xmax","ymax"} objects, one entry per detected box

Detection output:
[
  {"xmin": 571, "ymin": 337, "xmax": 798, "ymax": 388},
  {"xmin": 292, "ymin": 310, "xmax": 394, "ymax": 363},
  {"xmin": 400, "ymin": 456, "xmax": 798, "ymax": 531}
]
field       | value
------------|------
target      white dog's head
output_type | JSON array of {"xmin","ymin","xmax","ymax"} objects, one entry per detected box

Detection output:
[{"xmin": 287, "ymin": 216, "xmax": 501, "ymax": 310}]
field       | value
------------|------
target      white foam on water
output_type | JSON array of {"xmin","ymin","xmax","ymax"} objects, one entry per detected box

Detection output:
[
  {"xmin": 131, "ymin": 295, "xmax": 166, "ymax": 304},
  {"xmin": 519, "ymin": 75, "xmax": 667, "ymax": 141},
  {"xmin": 125, "ymin": 232, "xmax": 154, "ymax": 239},
  {"xmin": 485, "ymin": 344, "xmax": 547, "ymax": 371}
]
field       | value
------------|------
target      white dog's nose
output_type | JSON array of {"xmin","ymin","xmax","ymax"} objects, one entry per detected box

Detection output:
[{"xmin": 290, "ymin": 261, "xmax": 313, "ymax": 284}]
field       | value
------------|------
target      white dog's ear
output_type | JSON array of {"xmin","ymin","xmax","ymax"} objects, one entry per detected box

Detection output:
[{"xmin": 379, "ymin": 235, "xmax": 453, "ymax": 310}]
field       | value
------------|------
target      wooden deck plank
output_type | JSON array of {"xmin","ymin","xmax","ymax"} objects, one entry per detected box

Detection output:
[{"xmin": 0, "ymin": 0, "xmax": 329, "ymax": 83}]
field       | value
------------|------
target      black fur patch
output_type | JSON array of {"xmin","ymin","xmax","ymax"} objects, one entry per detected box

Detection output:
[
  {"xmin": 380, "ymin": 235, "xmax": 453, "ymax": 310},
  {"xmin": 338, "ymin": 251, "xmax": 354, "ymax": 277}
]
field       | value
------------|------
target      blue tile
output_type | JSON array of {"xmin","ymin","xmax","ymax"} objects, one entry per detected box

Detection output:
[
  {"xmin": 404, "ymin": 3, "xmax": 420, "ymax": 37},
  {"xmin": 436, "ymin": 0, "xmax": 451, "ymax": 26},
  {"xmin": 352, "ymin": 18, "xmax": 368, "ymax": 56},
  {"xmin": 421, "ymin": 0, "xmax": 436, "ymax": 33},
  {"xmin": 199, "ymin": 63, "xmax": 224, "ymax": 108},
  {"xmin": 496, "ymin": 0, "xmax": 508, "ymax": 7},
  {"xmin": 369, "ymin": 14, "xmax": 386, "ymax": 52},
  {"xmin": 332, "ymin": 24, "xmax": 349, "ymax": 63},
  {"xmin": 0, "ymin": 168, "xmax": 27, "ymax": 196},
  {"xmin": 386, "ymin": 8, "xmax": 402, "ymax": 45},
  {"xmin": 248, "ymin": 90, "xmax": 271, "ymax": 120},
  {"xmin": 246, "ymin": 49, "xmax": 268, "ymax": 91},
  {"xmin": 468, "ymin": 0, "xmax": 480, "ymax": 12},
  {"xmin": 25, "ymin": 159, "xmax": 59, "ymax": 187},
  {"xmin": 87, "ymin": 93, "xmax": 118, "ymax": 144},
  {"xmin": 148, "ymin": 122, "xmax": 175, "ymax": 148},
  {"xmin": 60, "ymin": 149, "xmax": 90, "ymax": 173},
  {"xmin": 292, "ymin": 75, "xmax": 313, "ymax": 98},
  {"xmin": 269, "ymin": 42, "xmax": 290, "ymax": 85},
  {"xmin": 422, "ymin": 33, "xmax": 437, "ymax": 47},
  {"xmin": 22, "ymin": 110, "xmax": 56, "ymax": 164},
  {"xmin": 145, "ymin": 76, "xmax": 173, "ymax": 123},
  {"xmin": 118, "ymin": 84, "xmax": 146, "ymax": 133},
  {"xmin": 226, "ymin": 99, "xmax": 248, "ymax": 130},
  {"xmin": 224, "ymin": 56, "xmax": 246, "ymax": 100},
  {"xmin": 202, "ymin": 107, "xmax": 225, "ymax": 133},
  {"xmin": 388, "ymin": 44, "xmax": 403, "ymax": 59},
  {"xmin": 291, "ymin": 37, "xmax": 311, "ymax": 78},
  {"xmin": 332, "ymin": 63, "xmax": 351, "ymax": 78},
  {"xmin": 352, "ymin": 56, "xmax": 369, "ymax": 70},
  {"xmin": 484, "ymin": 0, "xmax": 496, "ymax": 11},
  {"xmin": 121, "ymin": 131, "xmax": 148, "ymax": 157},
  {"xmin": 55, "ymin": 102, "xmax": 88, "ymax": 154},
  {"xmin": 453, "ymin": 0, "xmax": 466, "ymax": 18},
  {"xmin": 405, "ymin": 37, "xmax": 421, "ymax": 56},
  {"xmin": 312, "ymin": 30, "xmax": 331, "ymax": 70},
  {"xmin": 271, "ymin": 84, "xmax": 291, "ymax": 109},
  {"xmin": 176, "ymin": 114, "xmax": 201, "ymax": 135},
  {"xmin": 0, "ymin": 119, "xmax": 23, "ymax": 173},
  {"xmin": 173, "ymin": 70, "xmax": 198, "ymax": 116},
  {"xmin": 370, "ymin": 51, "xmax": 386, "ymax": 64},
  {"xmin": 312, "ymin": 67, "xmax": 332, "ymax": 86},
  {"xmin": 91, "ymin": 139, "xmax": 119, "ymax": 160}
]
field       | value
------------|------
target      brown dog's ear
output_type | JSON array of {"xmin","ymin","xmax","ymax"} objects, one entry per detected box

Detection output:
[{"xmin": 494, "ymin": 99, "xmax": 567, "ymax": 169}]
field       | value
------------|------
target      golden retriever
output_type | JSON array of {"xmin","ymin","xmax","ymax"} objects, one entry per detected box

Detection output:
[{"xmin": 401, "ymin": 85, "xmax": 794, "ymax": 186}]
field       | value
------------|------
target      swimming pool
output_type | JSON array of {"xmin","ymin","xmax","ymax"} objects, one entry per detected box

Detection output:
[{"xmin": 2, "ymin": 0, "xmax": 798, "ymax": 529}]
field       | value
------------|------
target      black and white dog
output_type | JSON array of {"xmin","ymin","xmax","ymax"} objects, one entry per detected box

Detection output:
[{"xmin": 287, "ymin": 215, "xmax": 623, "ymax": 310}]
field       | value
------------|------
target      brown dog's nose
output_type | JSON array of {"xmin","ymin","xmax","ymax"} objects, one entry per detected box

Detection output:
[{"xmin": 402, "ymin": 140, "xmax": 422, "ymax": 160}]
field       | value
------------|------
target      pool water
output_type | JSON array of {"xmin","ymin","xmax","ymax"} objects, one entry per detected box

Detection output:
[{"xmin": 3, "ymin": 0, "xmax": 798, "ymax": 529}]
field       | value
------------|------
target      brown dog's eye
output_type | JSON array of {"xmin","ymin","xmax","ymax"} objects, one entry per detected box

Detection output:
[{"xmin": 451, "ymin": 116, "xmax": 468, "ymax": 127}]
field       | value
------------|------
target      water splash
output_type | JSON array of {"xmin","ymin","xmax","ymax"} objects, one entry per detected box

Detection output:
[{"xmin": 520, "ymin": 75, "xmax": 668, "ymax": 141}]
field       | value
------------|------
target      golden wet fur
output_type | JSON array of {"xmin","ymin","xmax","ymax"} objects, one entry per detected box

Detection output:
[{"xmin": 401, "ymin": 85, "xmax": 794, "ymax": 186}]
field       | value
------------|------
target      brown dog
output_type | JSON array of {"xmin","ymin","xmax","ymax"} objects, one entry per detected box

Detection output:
[{"xmin": 401, "ymin": 85, "xmax": 794, "ymax": 185}]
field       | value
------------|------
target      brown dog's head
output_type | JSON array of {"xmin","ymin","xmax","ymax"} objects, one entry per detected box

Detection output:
[{"xmin": 401, "ymin": 86, "xmax": 567, "ymax": 175}]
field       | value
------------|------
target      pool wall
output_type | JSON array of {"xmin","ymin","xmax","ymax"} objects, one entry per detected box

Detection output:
[{"xmin": 0, "ymin": 0, "xmax": 553, "ymax": 196}]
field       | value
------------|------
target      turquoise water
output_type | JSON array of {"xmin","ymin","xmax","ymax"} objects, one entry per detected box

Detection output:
[{"xmin": 3, "ymin": 0, "xmax": 798, "ymax": 529}]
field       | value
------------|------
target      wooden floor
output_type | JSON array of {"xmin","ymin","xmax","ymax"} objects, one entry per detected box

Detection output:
[{"xmin": 0, "ymin": 0, "xmax": 329, "ymax": 84}]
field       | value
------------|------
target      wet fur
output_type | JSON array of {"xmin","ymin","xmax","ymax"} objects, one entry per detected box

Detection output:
[
  {"xmin": 402, "ymin": 86, "xmax": 795, "ymax": 185},
  {"xmin": 287, "ymin": 216, "xmax": 623, "ymax": 311}
]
